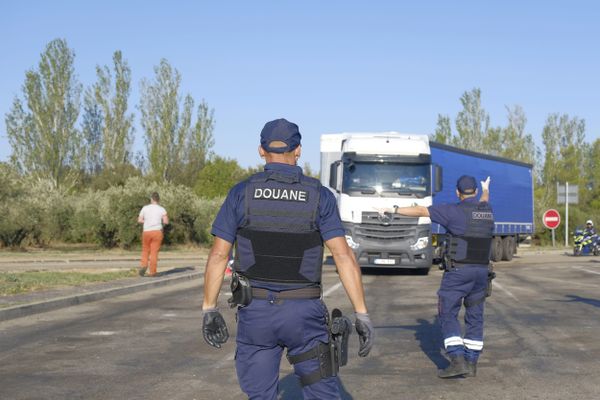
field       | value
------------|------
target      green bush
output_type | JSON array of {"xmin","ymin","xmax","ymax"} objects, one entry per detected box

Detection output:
[
  {"xmin": 0, "ymin": 199, "xmax": 37, "ymax": 247},
  {"xmin": 0, "ymin": 174, "xmax": 223, "ymax": 249},
  {"xmin": 193, "ymin": 156, "xmax": 247, "ymax": 198}
]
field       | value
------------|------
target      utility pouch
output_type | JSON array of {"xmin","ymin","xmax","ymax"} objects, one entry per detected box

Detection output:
[
  {"xmin": 228, "ymin": 272, "xmax": 252, "ymax": 308},
  {"xmin": 486, "ymin": 263, "xmax": 496, "ymax": 297}
]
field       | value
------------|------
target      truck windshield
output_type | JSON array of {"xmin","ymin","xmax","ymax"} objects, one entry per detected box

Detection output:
[{"xmin": 342, "ymin": 161, "xmax": 431, "ymax": 198}]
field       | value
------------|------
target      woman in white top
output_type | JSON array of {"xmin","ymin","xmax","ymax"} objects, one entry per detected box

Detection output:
[{"xmin": 137, "ymin": 192, "xmax": 168, "ymax": 277}]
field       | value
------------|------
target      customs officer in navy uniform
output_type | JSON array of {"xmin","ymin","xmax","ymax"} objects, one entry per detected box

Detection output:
[
  {"xmin": 201, "ymin": 118, "xmax": 374, "ymax": 399},
  {"xmin": 378, "ymin": 175, "xmax": 492, "ymax": 378}
]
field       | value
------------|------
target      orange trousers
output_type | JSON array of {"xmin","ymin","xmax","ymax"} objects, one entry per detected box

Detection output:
[{"xmin": 140, "ymin": 230, "xmax": 163, "ymax": 276}]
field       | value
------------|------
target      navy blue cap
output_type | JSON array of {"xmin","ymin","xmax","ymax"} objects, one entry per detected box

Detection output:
[
  {"xmin": 457, "ymin": 175, "xmax": 477, "ymax": 194},
  {"xmin": 260, "ymin": 118, "xmax": 302, "ymax": 153}
]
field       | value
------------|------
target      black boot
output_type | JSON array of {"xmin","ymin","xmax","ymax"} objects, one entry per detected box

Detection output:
[
  {"xmin": 464, "ymin": 359, "xmax": 477, "ymax": 377},
  {"xmin": 438, "ymin": 355, "xmax": 468, "ymax": 378}
]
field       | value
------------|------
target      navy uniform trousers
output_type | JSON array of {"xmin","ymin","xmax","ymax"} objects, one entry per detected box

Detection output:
[
  {"xmin": 438, "ymin": 265, "xmax": 488, "ymax": 362},
  {"xmin": 235, "ymin": 296, "xmax": 340, "ymax": 400}
]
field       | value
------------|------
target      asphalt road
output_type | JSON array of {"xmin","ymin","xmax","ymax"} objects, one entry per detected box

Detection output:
[{"xmin": 1, "ymin": 251, "xmax": 600, "ymax": 399}]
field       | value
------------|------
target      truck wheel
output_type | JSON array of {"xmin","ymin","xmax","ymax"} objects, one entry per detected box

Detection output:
[
  {"xmin": 502, "ymin": 236, "xmax": 514, "ymax": 261},
  {"xmin": 491, "ymin": 237, "xmax": 503, "ymax": 262}
]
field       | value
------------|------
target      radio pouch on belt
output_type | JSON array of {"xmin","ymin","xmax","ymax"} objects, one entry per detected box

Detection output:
[{"xmin": 228, "ymin": 272, "xmax": 253, "ymax": 308}]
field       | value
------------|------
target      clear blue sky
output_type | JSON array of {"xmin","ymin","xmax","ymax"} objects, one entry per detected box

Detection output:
[{"xmin": 1, "ymin": 1, "xmax": 599, "ymax": 170}]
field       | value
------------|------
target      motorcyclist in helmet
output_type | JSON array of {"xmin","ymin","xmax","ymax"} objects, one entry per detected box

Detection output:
[{"xmin": 585, "ymin": 220, "xmax": 596, "ymax": 237}]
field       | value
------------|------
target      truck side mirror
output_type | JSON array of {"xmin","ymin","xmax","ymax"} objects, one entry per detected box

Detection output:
[
  {"xmin": 433, "ymin": 164, "xmax": 443, "ymax": 193},
  {"xmin": 329, "ymin": 161, "xmax": 341, "ymax": 192}
]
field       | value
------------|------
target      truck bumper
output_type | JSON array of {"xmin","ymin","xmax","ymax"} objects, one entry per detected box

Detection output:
[{"xmin": 343, "ymin": 221, "xmax": 432, "ymax": 269}]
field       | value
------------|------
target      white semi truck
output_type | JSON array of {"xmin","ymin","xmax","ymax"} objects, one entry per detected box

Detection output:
[
  {"xmin": 320, "ymin": 133, "xmax": 442, "ymax": 274},
  {"xmin": 320, "ymin": 133, "xmax": 535, "ymax": 273}
]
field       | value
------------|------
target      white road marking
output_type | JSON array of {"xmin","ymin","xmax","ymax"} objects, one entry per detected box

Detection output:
[
  {"xmin": 216, "ymin": 351, "xmax": 235, "ymax": 368},
  {"xmin": 323, "ymin": 282, "xmax": 343, "ymax": 297},
  {"xmin": 162, "ymin": 313, "xmax": 177, "ymax": 317},
  {"xmin": 492, "ymin": 281, "xmax": 520, "ymax": 302},
  {"xmin": 572, "ymin": 266, "xmax": 600, "ymax": 275},
  {"xmin": 89, "ymin": 331, "xmax": 117, "ymax": 336}
]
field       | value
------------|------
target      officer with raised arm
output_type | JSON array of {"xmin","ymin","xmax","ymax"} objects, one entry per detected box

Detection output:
[
  {"xmin": 378, "ymin": 175, "xmax": 492, "ymax": 378},
  {"xmin": 202, "ymin": 118, "xmax": 374, "ymax": 399}
]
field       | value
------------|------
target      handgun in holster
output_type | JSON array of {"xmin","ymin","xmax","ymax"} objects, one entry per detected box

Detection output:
[
  {"xmin": 486, "ymin": 263, "xmax": 496, "ymax": 297},
  {"xmin": 286, "ymin": 308, "xmax": 352, "ymax": 387},
  {"xmin": 440, "ymin": 238, "xmax": 453, "ymax": 271},
  {"xmin": 330, "ymin": 308, "xmax": 352, "ymax": 370}
]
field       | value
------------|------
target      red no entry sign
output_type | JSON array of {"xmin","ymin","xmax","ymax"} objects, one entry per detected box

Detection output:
[{"xmin": 543, "ymin": 209, "xmax": 561, "ymax": 229}]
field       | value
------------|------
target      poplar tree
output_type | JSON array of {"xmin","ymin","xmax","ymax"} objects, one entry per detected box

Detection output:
[
  {"xmin": 5, "ymin": 39, "xmax": 82, "ymax": 189},
  {"xmin": 179, "ymin": 100, "xmax": 215, "ymax": 186},
  {"xmin": 454, "ymin": 88, "xmax": 490, "ymax": 152},
  {"xmin": 432, "ymin": 114, "xmax": 452, "ymax": 144},
  {"xmin": 140, "ymin": 59, "xmax": 214, "ymax": 183},
  {"xmin": 500, "ymin": 105, "xmax": 536, "ymax": 164},
  {"xmin": 92, "ymin": 50, "xmax": 134, "ymax": 170},
  {"xmin": 81, "ymin": 93, "xmax": 103, "ymax": 174}
]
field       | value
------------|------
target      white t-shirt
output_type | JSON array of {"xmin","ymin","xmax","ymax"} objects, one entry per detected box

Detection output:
[{"xmin": 139, "ymin": 204, "xmax": 167, "ymax": 232}]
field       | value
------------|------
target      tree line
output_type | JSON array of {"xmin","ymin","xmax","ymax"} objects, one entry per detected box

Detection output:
[
  {"xmin": 0, "ymin": 39, "xmax": 313, "ymax": 248},
  {"xmin": 5, "ymin": 38, "xmax": 219, "ymax": 190},
  {"xmin": 2, "ymin": 39, "xmax": 598, "ymax": 248},
  {"xmin": 431, "ymin": 88, "xmax": 599, "ymax": 245}
]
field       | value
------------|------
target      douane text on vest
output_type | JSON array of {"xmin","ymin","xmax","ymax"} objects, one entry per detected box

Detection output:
[{"xmin": 253, "ymin": 187, "xmax": 309, "ymax": 202}]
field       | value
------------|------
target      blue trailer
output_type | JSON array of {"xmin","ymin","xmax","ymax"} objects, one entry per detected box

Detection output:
[{"xmin": 430, "ymin": 142, "xmax": 534, "ymax": 262}]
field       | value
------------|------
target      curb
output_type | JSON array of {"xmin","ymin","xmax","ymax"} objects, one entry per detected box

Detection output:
[
  {"xmin": 0, "ymin": 256, "xmax": 203, "ymax": 265},
  {"xmin": 0, "ymin": 271, "xmax": 203, "ymax": 322}
]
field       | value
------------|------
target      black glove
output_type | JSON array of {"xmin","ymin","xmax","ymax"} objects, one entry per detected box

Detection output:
[
  {"xmin": 202, "ymin": 309, "xmax": 229, "ymax": 349},
  {"xmin": 355, "ymin": 312, "xmax": 374, "ymax": 357}
]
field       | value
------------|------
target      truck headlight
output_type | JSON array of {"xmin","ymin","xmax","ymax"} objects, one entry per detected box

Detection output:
[
  {"xmin": 410, "ymin": 236, "xmax": 429, "ymax": 251},
  {"xmin": 345, "ymin": 235, "xmax": 360, "ymax": 250}
]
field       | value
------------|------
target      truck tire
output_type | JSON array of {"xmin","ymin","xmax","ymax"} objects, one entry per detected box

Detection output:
[
  {"xmin": 502, "ymin": 236, "xmax": 514, "ymax": 261},
  {"xmin": 491, "ymin": 237, "xmax": 503, "ymax": 262}
]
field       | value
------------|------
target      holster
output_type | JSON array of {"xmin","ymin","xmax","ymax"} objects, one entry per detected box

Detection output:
[
  {"xmin": 286, "ymin": 308, "xmax": 352, "ymax": 387},
  {"xmin": 439, "ymin": 239, "xmax": 453, "ymax": 271},
  {"xmin": 331, "ymin": 309, "xmax": 352, "ymax": 368},
  {"xmin": 228, "ymin": 272, "xmax": 253, "ymax": 308},
  {"xmin": 486, "ymin": 263, "xmax": 496, "ymax": 297}
]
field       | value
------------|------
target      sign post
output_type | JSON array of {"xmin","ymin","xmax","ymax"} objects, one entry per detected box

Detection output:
[
  {"xmin": 543, "ymin": 209, "xmax": 561, "ymax": 247},
  {"xmin": 557, "ymin": 182, "xmax": 578, "ymax": 247}
]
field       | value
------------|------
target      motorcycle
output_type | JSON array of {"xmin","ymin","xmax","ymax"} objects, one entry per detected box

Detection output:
[{"xmin": 573, "ymin": 226, "xmax": 599, "ymax": 256}]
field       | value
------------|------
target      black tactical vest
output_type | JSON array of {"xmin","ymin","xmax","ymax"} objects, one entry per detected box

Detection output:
[
  {"xmin": 447, "ymin": 201, "xmax": 494, "ymax": 265},
  {"xmin": 234, "ymin": 169, "xmax": 324, "ymax": 284}
]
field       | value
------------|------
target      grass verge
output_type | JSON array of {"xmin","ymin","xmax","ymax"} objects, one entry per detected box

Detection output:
[{"xmin": 0, "ymin": 270, "xmax": 138, "ymax": 296}]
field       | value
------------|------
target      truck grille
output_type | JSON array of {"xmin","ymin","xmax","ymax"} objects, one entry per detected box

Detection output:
[{"xmin": 357, "ymin": 212, "xmax": 419, "ymax": 241}]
